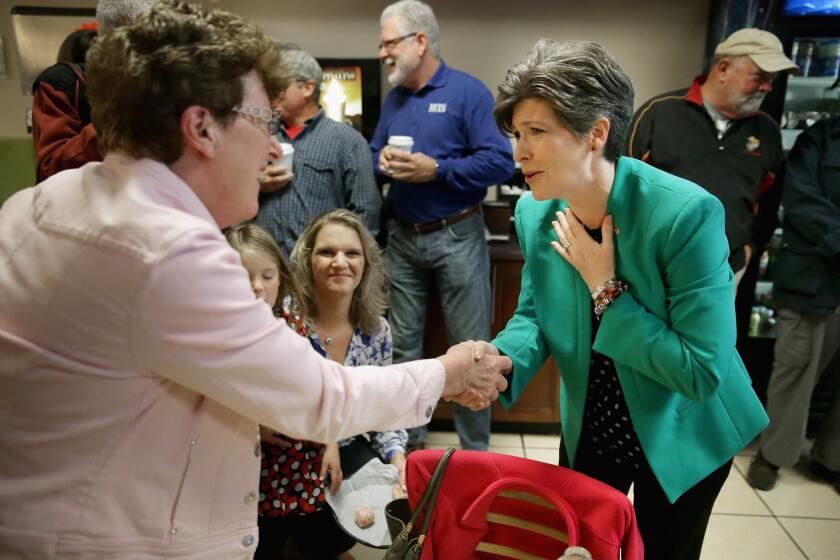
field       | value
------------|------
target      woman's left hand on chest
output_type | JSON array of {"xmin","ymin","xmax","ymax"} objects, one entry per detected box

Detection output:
[{"xmin": 550, "ymin": 208, "xmax": 616, "ymax": 291}]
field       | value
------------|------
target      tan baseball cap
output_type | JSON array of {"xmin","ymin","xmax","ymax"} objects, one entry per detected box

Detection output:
[{"xmin": 714, "ymin": 28, "xmax": 799, "ymax": 74}]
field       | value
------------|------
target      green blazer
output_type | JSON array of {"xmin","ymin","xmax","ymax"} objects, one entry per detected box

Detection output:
[{"xmin": 492, "ymin": 157, "xmax": 768, "ymax": 503}]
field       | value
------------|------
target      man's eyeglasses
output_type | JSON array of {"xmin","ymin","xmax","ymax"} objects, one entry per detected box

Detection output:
[
  {"xmin": 378, "ymin": 32, "xmax": 417, "ymax": 52},
  {"xmin": 232, "ymin": 105, "xmax": 279, "ymax": 136}
]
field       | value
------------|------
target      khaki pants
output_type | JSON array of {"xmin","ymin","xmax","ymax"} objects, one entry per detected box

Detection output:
[{"xmin": 760, "ymin": 307, "xmax": 840, "ymax": 469}]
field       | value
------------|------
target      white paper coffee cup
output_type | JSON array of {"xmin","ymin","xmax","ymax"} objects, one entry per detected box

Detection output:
[
  {"xmin": 278, "ymin": 143, "xmax": 294, "ymax": 169},
  {"xmin": 387, "ymin": 135, "xmax": 414, "ymax": 153}
]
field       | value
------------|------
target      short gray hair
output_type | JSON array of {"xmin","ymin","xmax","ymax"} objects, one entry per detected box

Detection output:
[
  {"xmin": 96, "ymin": 0, "xmax": 155, "ymax": 33},
  {"xmin": 281, "ymin": 48, "xmax": 323, "ymax": 103},
  {"xmin": 494, "ymin": 39, "xmax": 634, "ymax": 162},
  {"xmin": 380, "ymin": 0, "xmax": 440, "ymax": 58},
  {"xmin": 708, "ymin": 53, "xmax": 748, "ymax": 71},
  {"xmin": 709, "ymin": 54, "xmax": 727, "ymax": 67}
]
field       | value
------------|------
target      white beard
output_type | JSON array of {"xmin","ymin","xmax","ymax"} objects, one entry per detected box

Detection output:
[
  {"xmin": 386, "ymin": 54, "xmax": 421, "ymax": 86},
  {"xmin": 730, "ymin": 92, "xmax": 766, "ymax": 117}
]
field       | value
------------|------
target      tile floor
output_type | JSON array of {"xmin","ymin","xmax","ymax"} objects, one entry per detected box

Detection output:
[{"xmin": 348, "ymin": 431, "xmax": 840, "ymax": 560}]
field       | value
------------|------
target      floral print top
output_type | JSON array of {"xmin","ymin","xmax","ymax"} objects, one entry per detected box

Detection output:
[{"xmin": 309, "ymin": 316, "xmax": 408, "ymax": 461}]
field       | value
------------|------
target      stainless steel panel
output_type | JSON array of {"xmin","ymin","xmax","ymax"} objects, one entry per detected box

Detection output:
[{"xmin": 10, "ymin": 7, "xmax": 96, "ymax": 95}]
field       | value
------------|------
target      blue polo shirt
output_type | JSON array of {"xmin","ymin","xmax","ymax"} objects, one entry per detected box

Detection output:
[{"xmin": 371, "ymin": 60, "xmax": 514, "ymax": 223}]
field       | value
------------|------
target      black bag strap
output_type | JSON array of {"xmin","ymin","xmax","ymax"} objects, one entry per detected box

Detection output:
[
  {"xmin": 57, "ymin": 62, "xmax": 90, "ymax": 124},
  {"xmin": 61, "ymin": 62, "xmax": 86, "ymax": 85},
  {"xmin": 405, "ymin": 448, "xmax": 455, "ymax": 542}
]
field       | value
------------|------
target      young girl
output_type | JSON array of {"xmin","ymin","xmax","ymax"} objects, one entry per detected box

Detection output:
[
  {"xmin": 291, "ymin": 210, "xmax": 408, "ymax": 491},
  {"xmin": 225, "ymin": 223, "xmax": 355, "ymax": 560}
]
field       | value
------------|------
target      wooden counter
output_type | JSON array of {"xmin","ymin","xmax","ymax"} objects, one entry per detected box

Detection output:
[{"xmin": 422, "ymin": 237, "xmax": 561, "ymax": 425}]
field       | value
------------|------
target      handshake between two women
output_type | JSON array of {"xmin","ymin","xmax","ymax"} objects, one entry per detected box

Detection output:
[{"xmin": 437, "ymin": 340, "xmax": 511, "ymax": 411}]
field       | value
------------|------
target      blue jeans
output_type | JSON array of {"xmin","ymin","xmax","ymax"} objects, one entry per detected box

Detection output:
[{"xmin": 386, "ymin": 211, "xmax": 492, "ymax": 450}]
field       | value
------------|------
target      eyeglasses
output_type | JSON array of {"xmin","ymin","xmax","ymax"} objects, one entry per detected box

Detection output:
[
  {"xmin": 378, "ymin": 32, "xmax": 417, "ymax": 52},
  {"xmin": 232, "ymin": 105, "xmax": 279, "ymax": 136}
]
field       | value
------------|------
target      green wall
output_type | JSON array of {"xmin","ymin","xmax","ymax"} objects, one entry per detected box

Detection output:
[{"xmin": 0, "ymin": 138, "xmax": 36, "ymax": 205}]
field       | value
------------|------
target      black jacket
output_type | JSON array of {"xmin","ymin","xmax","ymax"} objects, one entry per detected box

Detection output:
[
  {"xmin": 773, "ymin": 116, "xmax": 840, "ymax": 314},
  {"xmin": 627, "ymin": 77, "xmax": 784, "ymax": 271}
]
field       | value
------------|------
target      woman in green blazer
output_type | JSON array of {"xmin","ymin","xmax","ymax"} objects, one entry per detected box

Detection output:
[{"xmin": 487, "ymin": 40, "xmax": 769, "ymax": 559}]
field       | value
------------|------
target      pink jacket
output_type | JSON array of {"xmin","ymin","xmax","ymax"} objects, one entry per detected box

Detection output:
[{"xmin": 0, "ymin": 154, "xmax": 444, "ymax": 559}]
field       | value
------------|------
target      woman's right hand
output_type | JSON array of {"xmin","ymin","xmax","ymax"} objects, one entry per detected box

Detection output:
[
  {"xmin": 551, "ymin": 209, "xmax": 615, "ymax": 291},
  {"xmin": 439, "ymin": 341, "xmax": 510, "ymax": 410},
  {"xmin": 320, "ymin": 442, "xmax": 344, "ymax": 495}
]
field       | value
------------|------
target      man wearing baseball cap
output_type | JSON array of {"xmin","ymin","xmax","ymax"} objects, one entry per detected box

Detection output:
[{"xmin": 627, "ymin": 28, "xmax": 798, "ymax": 290}]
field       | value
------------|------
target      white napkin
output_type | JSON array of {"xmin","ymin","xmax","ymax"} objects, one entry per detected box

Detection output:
[{"xmin": 325, "ymin": 458, "xmax": 401, "ymax": 548}]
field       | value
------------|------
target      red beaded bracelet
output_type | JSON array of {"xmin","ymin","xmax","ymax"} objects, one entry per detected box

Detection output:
[{"xmin": 592, "ymin": 278, "xmax": 628, "ymax": 316}]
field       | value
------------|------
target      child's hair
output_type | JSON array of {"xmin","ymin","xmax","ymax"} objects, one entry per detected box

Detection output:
[{"xmin": 224, "ymin": 223, "xmax": 304, "ymax": 318}]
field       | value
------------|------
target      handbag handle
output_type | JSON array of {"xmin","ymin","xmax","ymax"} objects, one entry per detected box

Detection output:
[
  {"xmin": 405, "ymin": 448, "xmax": 455, "ymax": 538},
  {"xmin": 460, "ymin": 477, "xmax": 580, "ymax": 546}
]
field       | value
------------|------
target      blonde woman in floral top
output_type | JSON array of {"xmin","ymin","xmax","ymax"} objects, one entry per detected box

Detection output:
[
  {"xmin": 292, "ymin": 209, "xmax": 409, "ymax": 491},
  {"xmin": 310, "ymin": 317, "xmax": 408, "ymax": 477}
]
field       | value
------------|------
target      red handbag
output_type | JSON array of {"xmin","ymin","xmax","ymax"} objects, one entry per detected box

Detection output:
[{"xmin": 405, "ymin": 449, "xmax": 643, "ymax": 560}]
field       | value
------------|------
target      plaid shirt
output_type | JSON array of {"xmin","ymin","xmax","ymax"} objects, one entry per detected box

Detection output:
[{"xmin": 254, "ymin": 110, "xmax": 381, "ymax": 256}]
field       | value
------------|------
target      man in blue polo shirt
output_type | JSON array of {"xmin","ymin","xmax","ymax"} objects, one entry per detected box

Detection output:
[{"xmin": 371, "ymin": 0, "xmax": 514, "ymax": 451}]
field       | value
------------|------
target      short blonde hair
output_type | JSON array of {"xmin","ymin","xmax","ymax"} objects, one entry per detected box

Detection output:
[
  {"xmin": 290, "ymin": 210, "xmax": 387, "ymax": 335},
  {"xmin": 225, "ymin": 223, "xmax": 304, "ymax": 319}
]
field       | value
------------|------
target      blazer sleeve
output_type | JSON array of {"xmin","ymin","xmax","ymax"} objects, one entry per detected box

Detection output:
[
  {"xmin": 491, "ymin": 200, "xmax": 551, "ymax": 408},
  {"xmin": 594, "ymin": 193, "xmax": 736, "ymax": 401}
]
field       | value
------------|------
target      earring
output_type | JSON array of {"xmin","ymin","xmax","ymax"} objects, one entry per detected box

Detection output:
[{"xmin": 591, "ymin": 145, "xmax": 597, "ymax": 151}]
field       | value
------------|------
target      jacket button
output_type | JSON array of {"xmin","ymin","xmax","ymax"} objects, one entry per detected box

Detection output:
[
  {"xmin": 425, "ymin": 406, "xmax": 433, "ymax": 418},
  {"xmin": 245, "ymin": 492, "xmax": 257, "ymax": 505},
  {"xmin": 242, "ymin": 534, "xmax": 255, "ymax": 547},
  {"xmin": 254, "ymin": 444, "xmax": 261, "ymax": 457},
  {"xmin": 718, "ymin": 145, "xmax": 724, "ymax": 151}
]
